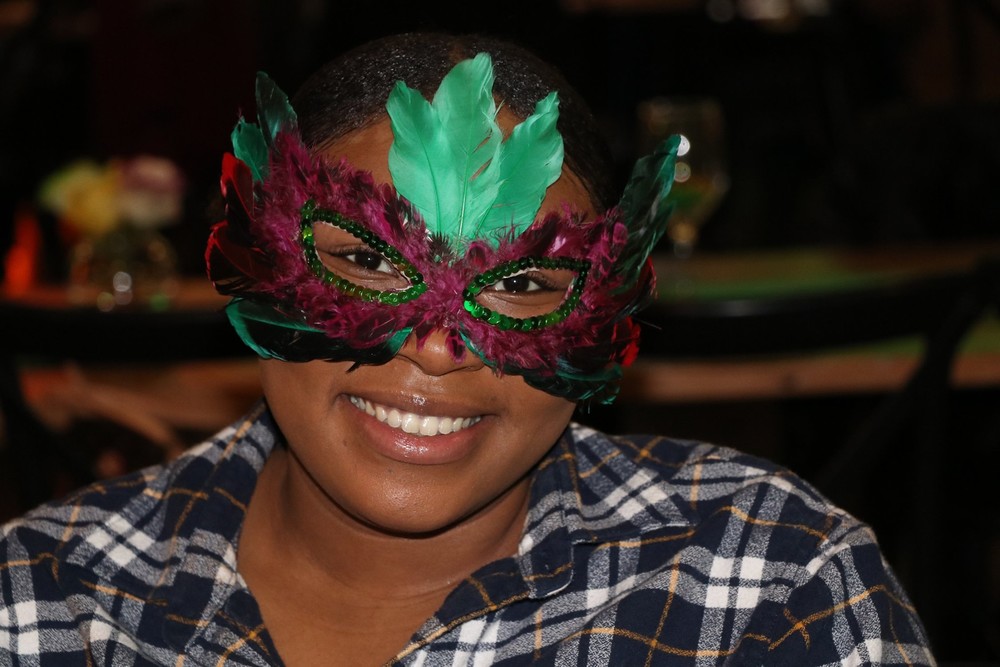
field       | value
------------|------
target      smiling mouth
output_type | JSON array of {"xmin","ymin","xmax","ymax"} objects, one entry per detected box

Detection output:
[{"xmin": 348, "ymin": 396, "xmax": 483, "ymax": 437}]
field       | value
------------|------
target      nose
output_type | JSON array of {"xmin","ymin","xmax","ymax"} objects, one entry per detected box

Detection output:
[{"xmin": 394, "ymin": 328, "xmax": 486, "ymax": 376}]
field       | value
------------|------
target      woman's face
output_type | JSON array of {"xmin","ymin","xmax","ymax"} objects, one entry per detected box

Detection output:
[{"xmin": 260, "ymin": 116, "xmax": 591, "ymax": 536}]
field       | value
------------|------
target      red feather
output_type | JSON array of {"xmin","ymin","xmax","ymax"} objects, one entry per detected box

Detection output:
[
  {"xmin": 204, "ymin": 153, "xmax": 277, "ymax": 294},
  {"xmin": 220, "ymin": 154, "xmax": 255, "ymax": 242}
]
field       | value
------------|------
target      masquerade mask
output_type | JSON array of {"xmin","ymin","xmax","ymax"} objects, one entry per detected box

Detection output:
[{"xmin": 206, "ymin": 54, "xmax": 678, "ymax": 404}]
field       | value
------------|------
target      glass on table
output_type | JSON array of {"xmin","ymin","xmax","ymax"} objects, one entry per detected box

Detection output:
[{"xmin": 637, "ymin": 96, "xmax": 730, "ymax": 259}]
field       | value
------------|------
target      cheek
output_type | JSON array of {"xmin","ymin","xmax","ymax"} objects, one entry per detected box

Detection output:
[
  {"xmin": 258, "ymin": 360, "xmax": 341, "ymax": 441},
  {"xmin": 499, "ymin": 394, "xmax": 576, "ymax": 488},
  {"xmin": 495, "ymin": 378, "xmax": 577, "ymax": 455}
]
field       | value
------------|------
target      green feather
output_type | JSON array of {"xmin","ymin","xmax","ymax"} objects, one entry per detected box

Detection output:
[
  {"xmin": 225, "ymin": 299, "xmax": 322, "ymax": 360},
  {"xmin": 613, "ymin": 135, "xmax": 680, "ymax": 293},
  {"xmin": 255, "ymin": 72, "xmax": 298, "ymax": 146},
  {"xmin": 386, "ymin": 82, "xmax": 467, "ymax": 236},
  {"xmin": 229, "ymin": 73, "xmax": 298, "ymax": 183},
  {"xmin": 387, "ymin": 54, "xmax": 501, "ymax": 242},
  {"xmin": 387, "ymin": 53, "xmax": 563, "ymax": 246},
  {"xmin": 483, "ymin": 92, "xmax": 563, "ymax": 236},
  {"xmin": 231, "ymin": 120, "xmax": 269, "ymax": 182}
]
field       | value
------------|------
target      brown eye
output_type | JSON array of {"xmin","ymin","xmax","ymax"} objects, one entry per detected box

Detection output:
[
  {"xmin": 463, "ymin": 257, "xmax": 590, "ymax": 329},
  {"xmin": 475, "ymin": 268, "xmax": 576, "ymax": 318},
  {"xmin": 300, "ymin": 201, "xmax": 428, "ymax": 305},
  {"xmin": 489, "ymin": 271, "xmax": 552, "ymax": 294},
  {"xmin": 500, "ymin": 275, "xmax": 533, "ymax": 292},
  {"xmin": 311, "ymin": 222, "xmax": 409, "ymax": 290},
  {"xmin": 345, "ymin": 250, "xmax": 394, "ymax": 274}
]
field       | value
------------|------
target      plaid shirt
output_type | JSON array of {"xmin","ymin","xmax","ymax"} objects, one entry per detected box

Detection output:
[{"xmin": 1, "ymin": 403, "xmax": 934, "ymax": 666}]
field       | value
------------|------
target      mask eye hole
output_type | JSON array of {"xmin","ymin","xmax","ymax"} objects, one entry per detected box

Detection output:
[
  {"xmin": 300, "ymin": 201, "xmax": 427, "ymax": 305},
  {"xmin": 463, "ymin": 257, "xmax": 590, "ymax": 331},
  {"xmin": 312, "ymin": 224, "xmax": 405, "ymax": 287},
  {"xmin": 489, "ymin": 270, "xmax": 558, "ymax": 294}
]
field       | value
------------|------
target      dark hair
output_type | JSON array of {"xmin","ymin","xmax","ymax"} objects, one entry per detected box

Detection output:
[{"xmin": 292, "ymin": 33, "xmax": 616, "ymax": 210}]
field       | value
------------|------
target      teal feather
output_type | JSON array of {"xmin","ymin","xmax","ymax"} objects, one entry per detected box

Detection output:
[
  {"xmin": 229, "ymin": 73, "xmax": 297, "ymax": 183},
  {"xmin": 461, "ymin": 332, "xmax": 620, "ymax": 403},
  {"xmin": 225, "ymin": 299, "xmax": 321, "ymax": 360},
  {"xmin": 483, "ymin": 92, "xmax": 563, "ymax": 236},
  {"xmin": 526, "ymin": 358, "xmax": 623, "ymax": 404},
  {"xmin": 386, "ymin": 81, "xmax": 468, "ymax": 236},
  {"xmin": 255, "ymin": 72, "xmax": 298, "ymax": 147},
  {"xmin": 388, "ymin": 53, "xmax": 501, "ymax": 243},
  {"xmin": 231, "ymin": 120, "xmax": 269, "ymax": 182},
  {"xmin": 387, "ymin": 54, "xmax": 563, "ymax": 246},
  {"xmin": 613, "ymin": 135, "xmax": 681, "ymax": 293}
]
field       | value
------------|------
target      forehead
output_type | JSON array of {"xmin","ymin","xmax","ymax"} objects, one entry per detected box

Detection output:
[{"xmin": 318, "ymin": 114, "xmax": 599, "ymax": 220}]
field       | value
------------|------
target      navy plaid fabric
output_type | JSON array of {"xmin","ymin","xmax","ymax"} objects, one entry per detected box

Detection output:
[{"xmin": 1, "ymin": 403, "xmax": 934, "ymax": 665}]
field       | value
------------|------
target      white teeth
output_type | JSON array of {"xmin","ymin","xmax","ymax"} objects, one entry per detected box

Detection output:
[
  {"xmin": 348, "ymin": 396, "xmax": 481, "ymax": 437},
  {"xmin": 401, "ymin": 413, "xmax": 420, "ymax": 434},
  {"xmin": 418, "ymin": 417, "xmax": 438, "ymax": 436}
]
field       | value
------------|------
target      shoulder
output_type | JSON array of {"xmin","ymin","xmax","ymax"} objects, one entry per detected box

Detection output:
[
  {"xmin": 567, "ymin": 422, "xmax": 894, "ymax": 572},
  {"xmin": 0, "ymin": 405, "xmax": 274, "ymax": 595},
  {"xmin": 567, "ymin": 423, "xmax": 838, "ymax": 530},
  {"xmin": 2, "ymin": 465, "xmax": 167, "ymax": 567},
  {"xmin": 0, "ymin": 407, "xmax": 277, "ymax": 661},
  {"xmin": 562, "ymin": 424, "xmax": 934, "ymax": 664}
]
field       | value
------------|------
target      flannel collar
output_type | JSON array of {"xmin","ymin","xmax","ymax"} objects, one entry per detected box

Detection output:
[{"xmin": 516, "ymin": 423, "xmax": 696, "ymax": 599}]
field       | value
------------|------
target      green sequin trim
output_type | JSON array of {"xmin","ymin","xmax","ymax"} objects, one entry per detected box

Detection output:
[
  {"xmin": 462, "ymin": 256, "xmax": 590, "ymax": 331},
  {"xmin": 299, "ymin": 200, "xmax": 427, "ymax": 304}
]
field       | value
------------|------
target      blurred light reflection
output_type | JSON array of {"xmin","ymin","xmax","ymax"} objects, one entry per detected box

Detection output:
[{"xmin": 677, "ymin": 134, "xmax": 692, "ymax": 157}]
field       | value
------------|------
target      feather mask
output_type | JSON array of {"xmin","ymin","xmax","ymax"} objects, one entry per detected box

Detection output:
[{"xmin": 205, "ymin": 56, "xmax": 678, "ymax": 404}]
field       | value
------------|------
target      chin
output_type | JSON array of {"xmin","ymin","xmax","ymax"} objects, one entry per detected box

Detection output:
[
  {"xmin": 341, "ymin": 475, "xmax": 526, "ymax": 539},
  {"xmin": 349, "ymin": 498, "xmax": 481, "ymax": 538}
]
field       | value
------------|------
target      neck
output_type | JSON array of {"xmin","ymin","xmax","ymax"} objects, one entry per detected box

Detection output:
[{"xmin": 240, "ymin": 445, "xmax": 530, "ymax": 602}]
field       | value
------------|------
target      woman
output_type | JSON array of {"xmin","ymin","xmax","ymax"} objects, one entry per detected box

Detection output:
[{"xmin": 1, "ymin": 33, "xmax": 933, "ymax": 665}]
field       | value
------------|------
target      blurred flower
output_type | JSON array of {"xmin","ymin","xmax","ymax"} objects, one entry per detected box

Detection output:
[
  {"xmin": 38, "ymin": 156, "xmax": 185, "ymax": 236},
  {"xmin": 39, "ymin": 160, "xmax": 120, "ymax": 236},
  {"xmin": 117, "ymin": 156, "xmax": 186, "ymax": 229}
]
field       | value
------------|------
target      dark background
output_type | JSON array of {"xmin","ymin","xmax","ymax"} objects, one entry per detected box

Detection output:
[
  {"xmin": 2, "ymin": 0, "xmax": 999, "ymax": 275},
  {"xmin": 1, "ymin": 0, "xmax": 998, "ymax": 662}
]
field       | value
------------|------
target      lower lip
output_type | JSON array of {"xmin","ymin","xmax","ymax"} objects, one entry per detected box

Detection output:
[{"xmin": 344, "ymin": 398, "xmax": 485, "ymax": 465}]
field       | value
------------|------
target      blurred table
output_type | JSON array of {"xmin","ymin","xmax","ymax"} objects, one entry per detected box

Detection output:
[
  {"xmin": 623, "ymin": 241, "xmax": 1000, "ymax": 403},
  {"xmin": 2, "ymin": 277, "xmax": 260, "ymax": 452},
  {"xmin": 2, "ymin": 275, "xmax": 228, "ymax": 310}
]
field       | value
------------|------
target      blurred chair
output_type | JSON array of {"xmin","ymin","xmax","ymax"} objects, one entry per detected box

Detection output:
[
  {"xmin": 636, "ymin": 257, "xmax": 1000, "ymax": 659},
  {"xmin": 0, "ymin": 300, "xmax": 251, "ymax": 516}
]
